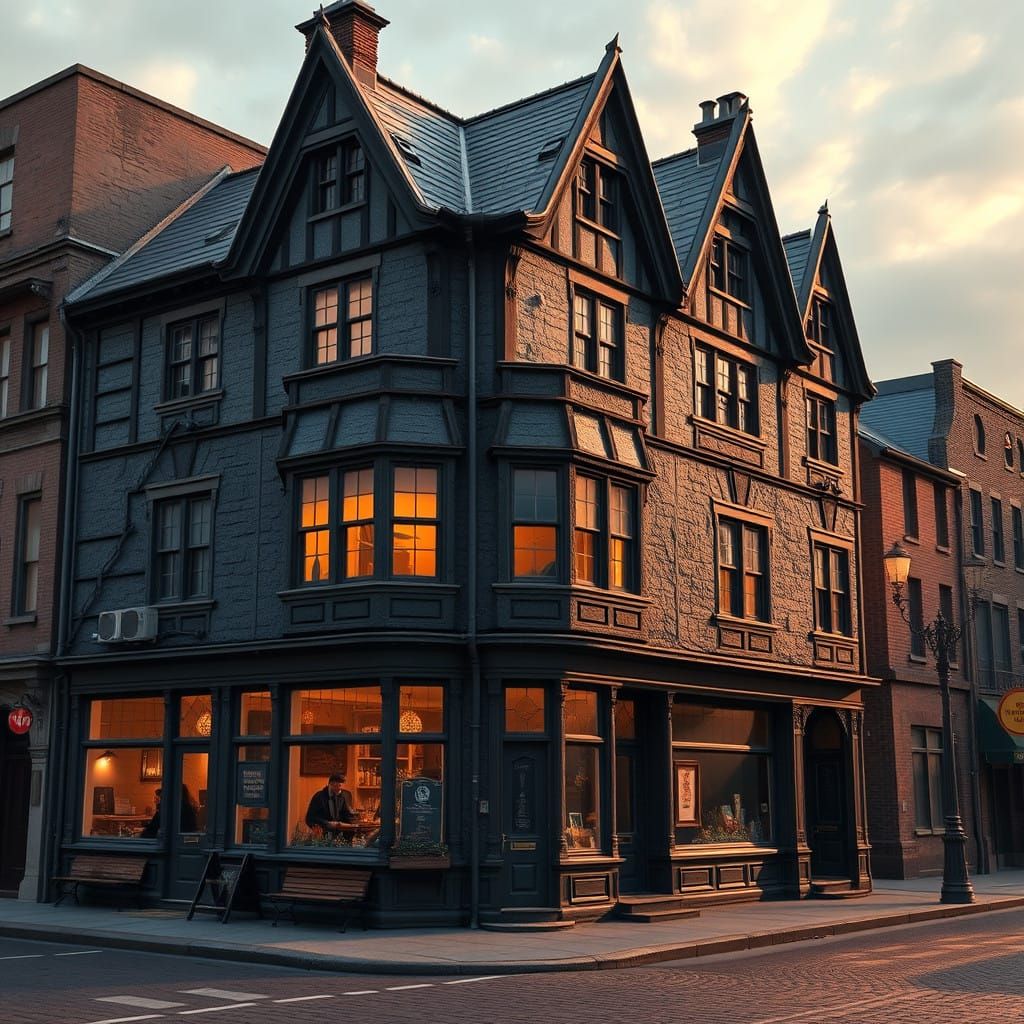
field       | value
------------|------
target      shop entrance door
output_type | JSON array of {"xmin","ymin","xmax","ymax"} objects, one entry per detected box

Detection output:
[
  {"xmin": 501, "ymin": 743, "xmax": 550, "ymax": 907},
  {"xmin": 992, "ymin": 765, "xmax": 1024, "ymax": 868},
  {"xmin": 616, "ymin": 744, "xmax": 645, "ymax": 893},
  {"xmin": 0, "ymin": 729, "xmax": 31, "ymax": 897},
  {"xmin": 804, "ymin": 712, "xmax": 850, "ymax": 879},
  {"xmin": 169, "ymin": 749, "xmax": 210, "ymax": 901}
]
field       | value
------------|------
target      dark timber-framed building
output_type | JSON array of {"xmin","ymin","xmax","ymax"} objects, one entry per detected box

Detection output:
[{"xmin": 55, "ymin": 1, "xmax": 877, "ymax": 924}]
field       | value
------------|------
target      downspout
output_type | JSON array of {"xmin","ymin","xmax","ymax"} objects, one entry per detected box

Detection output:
[{"xmin": 466, "ymin": 224, "xmax": 481, "ymax": 928}]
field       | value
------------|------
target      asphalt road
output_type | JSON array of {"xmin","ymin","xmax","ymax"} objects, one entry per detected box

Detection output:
[{"xmin": 4, "ymin": 908, "xmax": 1024, "ymax": 1024}]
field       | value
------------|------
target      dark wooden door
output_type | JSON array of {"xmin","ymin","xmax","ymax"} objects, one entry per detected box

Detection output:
[
  {"xmin": 169, "ymin": 749, "xmax": 210, "ymax": 901},
  {"xmin": 0, "ymin": 730, "xmax": 31, "ymax": 896},
  {"xmin": 806, "ymin": 752, "xmax": 847, "ymax": 877},
  {"xmin": 616, "ymin": 745, "xmax": 645, "ymax": 894},
  {"xmin": 501, "ymin": 744, "xmax": 550, "ymax": 907}
]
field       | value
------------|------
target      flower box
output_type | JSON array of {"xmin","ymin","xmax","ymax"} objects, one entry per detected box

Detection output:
[{"xmin": 389, "ymin": 853, "xmax": 451, "ymax": 870}]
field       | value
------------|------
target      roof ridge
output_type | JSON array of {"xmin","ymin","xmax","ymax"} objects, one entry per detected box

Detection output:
[
  {"xmin": 651, "ymin": 146, "xmax": 698, "ymax": 167},
  {"xmin": 375, "ymin": 75, "xmax": 463, "ymax": 124},
  {"xmin": 65, "ymin": 165, "xmax": 233, "ymax": 305},
  {"xmin": 781, "ymin": 228, "xmax": 811, "ymax": 241},
  {"xmin": 464, "ymin": 72, "xmax": 595, "ymax": 125}
]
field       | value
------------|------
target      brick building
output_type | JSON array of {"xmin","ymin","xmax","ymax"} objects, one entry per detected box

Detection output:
[
  {"xmin": 0, "ymin": 66, "xmax": 264, "ymax": 899},
  {"xmin": 54, "ymin": 1, "xmax": 876, "ymax": 922},
  {"xmin": 861, "ymin": 360, "xmax": 1024, "ymax": 875}
]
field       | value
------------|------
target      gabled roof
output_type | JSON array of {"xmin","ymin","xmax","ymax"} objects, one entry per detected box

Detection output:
[
  {"xmin": 782, "ymin": 229, "xmax": 812, "ymax": 300},
  {"xmin": 859, "ymin": 374, "xmax": 936, "ymax": 463},
  {"xmin": 67, "ymin": 167, "xmax": 258, "ymax": 304}
]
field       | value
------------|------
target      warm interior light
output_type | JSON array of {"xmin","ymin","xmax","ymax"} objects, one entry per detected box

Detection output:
[
  {"xmin": 301, "ymin": 708, "xmax": 316, "ymax": 726},
  {"xmin": 195, "ymin": 711, "xmax": 212, "ymax": 737},
  {"xmin": 99, "ymin": 749, "xmax": 117, "ymax": 763},
  {"xmin": 883, "ymin": 540, "xmax": 911, "ymax": 589},
  {"xmin": 399, "ymin": 710, "xmax": 423, "ymax": 733}
]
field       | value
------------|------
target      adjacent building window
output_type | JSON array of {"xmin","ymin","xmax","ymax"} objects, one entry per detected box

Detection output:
[
  {"xmin": 1018, "ymin": 608, "xmax": 1024, "ymax": 664},
  {"xmin": 934, "ymin": 483, "xmax": 950, "ymax": 549},
  {"xmin": 512, "ymin": 468, "xmax": 558, "ymax": 579},
  {"xmin": 154, "ymin": 496, "xmax": 213, "ymax": 602},
  {"xmin": 708, "ymin": 234, "xmax": 748, "ymax": 303},
  {"xmin": 902, "ymin": 469, "xmax": 919, "ymax": 538},
  {"xmin": 573, "ymin": 476, "xmax": 637, "ymax": 592},
  {"xmin": 1005, "ymin": 432, "xmax": 1014, "ymax": 469},
  {"xmin": 311, "ymin": 277, "xmax": 373, "ymax": 364},
  {"xmin": 26, "ymin": 321, "xmax": 48, "ymax": 409},
  {"xmin": 939, "ymin": 584, "xmax": 954, "ymax": 631},
  {"xmin": 0, "ymin": 149, "xmax": 12, "ymax": 231},
  {"xmin": 314, "ymin": 140, "xmax": 366, "ymax": 213},
  {"xmin": 695, "ymin": 345, "xmax": 758, "ymax": 435},
  {"xmin": 564, "ymin": 689, "xmax": 602, "ymax": 853},
  {"xmin": 813, "ymin": 543, "xmax": 851, "ymax": 635},
  {"xmin": 571, "ymin": 290, "xmax": 622, "ymax": 381},
  {"xmin": 907, "ymin": 576, "xmax": 924, "ymax": 658},
  {"xmin": 14, "ymin": 495, "xmax": 41, "ymax": 615},
  {"xmin": 992, "ymin": 497, "xmax": 1005, "ymax": 563},
  {"xmin": 994, "ymin": 602, "xmax": 1012, "ymax": 677},
  {"xmin": 717, "ymin": 518, "xmax": 769, "ymax": 621},
  {"xmin": 1013, "ymin": 505, "xmax": 1024, "ymax": 570},
  {"xmin": 297, "ymin": 463, "xmax": 441, "ymax": 585},
  {"xmin": 806, "ymin": 297, "xmax": 835, "ymax": 381},
  {"xmin": 166, "ymin": 314, "xmax": 219, "ymax": 401},
  {"xmin": 911, "ymin": 726, "xmax": 943, "ymax": 832},
  {"xmin": 969, "ymin": 489, "xmax": 984, "ymax": 556},
  {"xmin": 974, "ymin": 414, "xmax": 986, "ymax": 456},
  {"xmin": 0, "ymin": 331, "xmax": 9, "ymax": 417},
  {"xmin": 806, "ymin": 395, "xmax": 837, "ymax": 463}
]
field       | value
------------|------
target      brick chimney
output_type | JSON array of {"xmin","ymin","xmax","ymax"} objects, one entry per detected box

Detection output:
[
  {"xmin": 693, "ymin": 92, "xmax": 748, "ymax": 163},
  {"xmin": 296, "ymin": 1, "xmax": 390, "ymax": 88}
]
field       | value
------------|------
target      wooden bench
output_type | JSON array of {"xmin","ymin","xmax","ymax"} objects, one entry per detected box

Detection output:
[
  {"xmin": 268, "ymin": 866, "xmax": 372, "ymax": 932},
  {"xmin": 52, "ymin": 855, "xmax": 148, "ymax": 910}
]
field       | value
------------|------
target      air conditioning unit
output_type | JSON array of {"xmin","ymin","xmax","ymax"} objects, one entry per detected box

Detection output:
[{"xmin": 97, "ymin": 607, "xmax": 160, "ymax": 643}]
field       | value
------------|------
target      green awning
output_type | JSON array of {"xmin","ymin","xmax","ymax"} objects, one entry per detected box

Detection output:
[{"xmin": 978, "ymin": 698, "xmax": 1024, "ymax": 764}]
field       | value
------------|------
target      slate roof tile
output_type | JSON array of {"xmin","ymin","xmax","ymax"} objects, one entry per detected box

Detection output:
[
  {"xmin": 858, "ymin": 378, "xmax": 936, "ymax": 463},
  {"xmin": 782, "ymin": 230, "xmax": 811, "ymax": 297},
  {"xmin": 651, "ymin": 148, "xmax": 720, "ymax": 275}
]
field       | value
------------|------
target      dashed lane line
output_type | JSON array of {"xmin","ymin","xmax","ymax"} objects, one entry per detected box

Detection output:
[
  {"xmin": 179, "ymin": 990, "xmax": 266, "ymax": 1002},
  {"xmin": 178, "ymin": 1004, "xmax": 258, "ymax": 1016},
  {"xmin": 442, "ymin": 976, "xmax": 505, "ymax": 984},
  {"xmin": 56, "ymin": 949, "xmax": 104, "ymax": 956},
  {"xmin": 386, "ymin": 984, "xmax": 434, "ymax": 991},
  {"xmin": 97, "ymin": 997, "xmax": 186, "ymax": 1010},
  {"xmin": 272, "ymin": 995, "xmax": 335, "ymax": 1003},
  {"xmin": 0, "ymin": 954, "xmax": 44, "ymax": 960},
  {"xmin": 343, "ymin": 990, "xmax": 379, "ymax": 995},
  {"xmin": 87, "ymin": 1016, "xmax": 164, "ymax": 1024}
]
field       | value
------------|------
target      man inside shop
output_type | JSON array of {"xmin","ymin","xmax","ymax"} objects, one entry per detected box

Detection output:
[{"xmin": 305, "ymin": 770, "xmax": 359, "ymax": 835}]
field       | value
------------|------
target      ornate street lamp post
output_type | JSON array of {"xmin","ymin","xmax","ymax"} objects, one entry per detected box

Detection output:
[{"xmin": 883, "ymin": 541, "xmax": 975, "ymax": 904}]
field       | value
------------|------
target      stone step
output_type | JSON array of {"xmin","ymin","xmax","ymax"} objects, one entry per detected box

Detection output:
[
  {"xmin": 809, "ymin": 877, "xmax": 871, "ymax": 899},
  {"xmin": 479, "ymin": 919, "xmax": 576, "ymax": 932},
  {"xmin": 616, "ymin": 893, "xmax": 701, "ymax": 922}
]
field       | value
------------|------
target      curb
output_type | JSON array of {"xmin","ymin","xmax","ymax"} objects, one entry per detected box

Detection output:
[{"xmin": 3, "ymin": 896, "xmax": 1024, "ymax": 976}]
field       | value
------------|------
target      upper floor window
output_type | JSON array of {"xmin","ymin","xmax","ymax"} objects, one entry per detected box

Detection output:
[
  {"xmin": 314, "ymin": 140, "xmax": 366, "ymax": 214},
  {"xmin": 512, "ymin": 468, "xmax": 558, "ymax": 580},
  {"xmin": 806, "ymin": 297, "xmax": 835, "ymax": 382},
  {"xmin": 902, "ymin": 469, "xmax": 919, "ymax": 539},
  {"xmin": 0, "ymin": 149, "xmax": 12, "ymax": 232},
  {"xmin": 974, "ymin": 414, "xmax": 986, "ymax": 456},
  {"xmin": 992, "ymin": 497, "xmax": 1005, "ymax": 564},
  {"xmin": 155, "ymin": 495, "xmax": 213, "ymax": 602},
  {"xmin": 576, "ymin": 158, "xmax": 618, "ymax": 233},
  {"xmin": 572, "ymin": 291, "xmax": 622, "ymax": 381},
  {"xmin": 166, "ymin": 314, "xmax": 219, "ymax": 401},
  {"xmin": 1005, "ymin": 432, "xmax": 1014, "ymax": 469},
  {"xmin": 695, "ymin": 345, "xmax": 758, "ymax": 435},
  {"xmin": 933, "ymin": 483, "xmax": 950, "ymax": 549},
  {"xmin": 14, "ymin": 494, "xmax": 40, "ymax": 616},
  {"xmin": 0, "ymin": 331, "xmax": 9, "ymax": 417},
  {"xmin": 806, "ymin": 395, "xmax": 837, "ymax": 464},
  {"xmin": 573, "ymin": 476, "xmax": 637, "ymax": 592},
  {"xmin": 717, "ymin": 517, "xmax": 769, "ymax": 621},
  {"xmin": 1013, "ymin": 505, "xmax": 1023, "ymax": 570},
  {"xmin": 709, "ymin": 235, "xmax": 748, "ymax": 303},
  {"xmin": 907, "ymin": 576, "xmax": 925, "ymax": 658},
  {"xmin": 970, "ymin": 488, "xmax": 984, "ymax": 556},
  {"xmin": 297, "ymin": 462, "xmax": 440, "ymax": 586},
  {"xmin": 26, "ymin": 321, "xmax": 48, "ymax": 410},
  {"xmin": 311, "ymin": 276, "xmax": 373, "ymax": 365},
  {"xmin": 813, "ymin": 543, "xmax": 851, "ymax": 636}
]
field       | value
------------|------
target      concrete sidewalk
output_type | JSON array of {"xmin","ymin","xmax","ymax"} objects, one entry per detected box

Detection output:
[{"xmin": 1, "ymin": 873, "xmax": 1023, "ymax": 975}]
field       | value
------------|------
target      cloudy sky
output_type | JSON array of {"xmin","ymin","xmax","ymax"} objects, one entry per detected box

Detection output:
[{"xmin": 3, "ymin": 0, "xmax": 1022, "ymax": 401}]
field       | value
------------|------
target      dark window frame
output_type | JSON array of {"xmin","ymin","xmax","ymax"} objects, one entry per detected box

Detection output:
[
  {"xmin": 511, "ymin": 466, "xmax": 561, "ymax": 582},
  {"xmin": 13, "ymin": 492, "xmax": 41, "ymax": 616},
  {"xmin": 911, "ymin": 725, "xmax": 944, "ymax": 833},
  {"xmin": 974, "ymin": 414, "xmax": 986, "ymax": 456},
  {"xmin": 1013, "ymin": 504, "xmax": 1024, "ymax": 571},
  {"xmin": 23, "ymin": 317, "xmax": 49, "ymax": 411},
  {"xmin": 716, "ymin": 515, "xmax": 770, "ymax": 622},
  {"xmin": 570, "ymin": 287, "xmax": 624, "ymax": 382},
  {"xmin": 312, "ymin": 138, "xmax": 367, "ymax": 215},
  {"xmin": 709, "ymin": 233, "xmax": 749, "ymax": 304},
  {"xmin": 1005, "ymin": 432, "xmax": 1014, "ymax": 469},
  {"xmin": 694, "ymin": 344, "xmax": 759, "ymax": 436},
  {"xmin": 902, "ymin": 469, "xmax": 919, "ymax": 539},
  {"xmin": 969, "ymin": 488, "xmax": 984, "ymax": 556},
  {"xmin": 0, "ymin": 147, "xmax": 12, "ymax": 232},
  {"xmin": 153, "ymin": 493, "xmax": 214, "ymax": 603},
  {"xmin": 0, "ymin": 327, "xmax": 10, "ymax": 418},
  {"xmin": 164, "ymin": 312, "xmax": 220, "ymax": 403},
  {"xmin": 575, "ymin": 157, "xmax": 619, "ymax": 236},
  {"xmin": 806, "ymin": 296, "xmax": 836, "ymax": 382},
  {"xmin": 308, "ymin": 274, "xmax": 374, "ymax": 367},
  {"xmin": 907, "ymin": 576, "xmax": 925, "ymax": 659},
  {"xmin": 806, "ymin": 394, "xmax": 838, "ymax": 464},
  {"xmin": 992, "ymin": 497, "xmax": 1005, "ymax": 564},
  {"xmin": 933, "ymin": 482, "xmax": 950, "ymax": 549},
  {"xmin": 812, "ymin": 542, "xmax": 852, "ymax": 636},
  {"xmin": 571, "ymin": 473, "xmax": 639, "ymax": 593}
]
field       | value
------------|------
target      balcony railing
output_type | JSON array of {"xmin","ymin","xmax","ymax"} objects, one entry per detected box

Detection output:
[{"xmin": 976, "ymin": 667, "xmax": 1023, "ymax": 694}]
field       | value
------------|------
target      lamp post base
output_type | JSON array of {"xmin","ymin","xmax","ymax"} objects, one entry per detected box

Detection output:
[{"xmin": 940, "ymin": 814, "xmax": 975, "ymax": 904}]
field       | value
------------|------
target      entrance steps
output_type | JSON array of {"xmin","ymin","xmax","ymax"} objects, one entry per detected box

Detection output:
[
  {"xmin": 479, "ymin": 907, "xmax": 576, "ymax": 932},
  {"xmin": 615, "ymin": 894, "xmax": 702, "ymax": 922},
  {"xmin": 809, "ymin": 876, "xmax": 872, "ymax": 899}
]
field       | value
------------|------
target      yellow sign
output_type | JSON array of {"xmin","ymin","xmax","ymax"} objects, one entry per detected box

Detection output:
[{"xmin": 997, "ymin": 688, "xmax": 1024, "ymax": 737}]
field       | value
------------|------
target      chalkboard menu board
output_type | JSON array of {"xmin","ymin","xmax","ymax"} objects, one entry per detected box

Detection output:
[
  {"xmin": 236, "ymin": 762, "xmax": 269, "ymax": 807},
  {"xmin": 186, "ymin": 852, "xmax": 260, "ymax": 924},
  {"xmin": 398, "ymin": 777, "xmax": 443, "ymax": 843}
]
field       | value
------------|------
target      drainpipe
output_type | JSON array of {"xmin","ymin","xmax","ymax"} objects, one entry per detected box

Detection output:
[{"xmin": 465, "ymin": 226, "xmax": 482, "ymax": 928}]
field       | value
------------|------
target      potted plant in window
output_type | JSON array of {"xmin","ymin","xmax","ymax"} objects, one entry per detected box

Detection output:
[{"xmin": 388, "ymin": 836, "xmax": 450, "ymax": 870}]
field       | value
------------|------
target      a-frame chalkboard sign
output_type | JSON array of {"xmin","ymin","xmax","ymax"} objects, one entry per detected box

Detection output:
[{"xmin": 186, "ymin": 852, "xmax": 261, "ymax": 923}]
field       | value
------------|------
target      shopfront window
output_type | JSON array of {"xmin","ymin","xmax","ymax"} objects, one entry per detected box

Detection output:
[
  {"xmin": 82, "ymin": 698, "xmax": 165, "ymax": 840},
  {"xmin": 672, "ymin": 701, "xmax": 773, "ymax": 846},
  {"xmin": 564, "ymin": 689, "xmax": 601, "ymax": 853},
  {"xmin": 180, "ymin": 694, "xmax": 213, "ymax": 738},
  {"xmin": 505, "ymin": 686, "xmax": 546, "ymax": 733},
  {"xmin": 234, "ymin": 691, "xmax": 272, "ymax": 846}
]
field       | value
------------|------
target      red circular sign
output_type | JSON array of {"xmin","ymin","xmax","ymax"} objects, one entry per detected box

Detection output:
[{"xmin": 8, "ymin": 707, "xmax": 32, "ymax": 735}]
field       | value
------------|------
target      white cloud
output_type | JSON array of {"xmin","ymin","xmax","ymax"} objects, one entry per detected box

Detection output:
[{"xmin": 843, "ymin": 70, "xmax": 892, "ymax": 114}]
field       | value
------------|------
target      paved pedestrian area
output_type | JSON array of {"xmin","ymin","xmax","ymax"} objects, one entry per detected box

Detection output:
[{"xmin": 1, "ymin": 872, "xmax": 1022, "ymax": 975}]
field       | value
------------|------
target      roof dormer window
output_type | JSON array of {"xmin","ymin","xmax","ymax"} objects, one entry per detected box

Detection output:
[
  {"xmin": 313, "ymin": 139, "xmax": 366, "ymax": 215},
  {"xmin": 807, "ymin": 297, "xmax": 835, "ymax": 382},
  {"xmin": 575, "ymin": 156, "xmax": 622, "ymax": 276},
  {"xmin": 392, "ymin": 135, "xmax": 421, "ymax": 166}
]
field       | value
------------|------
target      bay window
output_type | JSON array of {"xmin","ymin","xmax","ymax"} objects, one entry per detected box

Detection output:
[{"xmin": 512, "ymin": 468, "xmax": 559, "ymax": 579}]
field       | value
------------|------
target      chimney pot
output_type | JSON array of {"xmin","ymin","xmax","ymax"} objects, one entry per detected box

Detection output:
[
  {"xmin": 296, "ymin": 0, "xmax": 389, "ymax": 85},
  {"xmin": 699, "ymin": 100, "xmax": 717, "ymax": 124}
]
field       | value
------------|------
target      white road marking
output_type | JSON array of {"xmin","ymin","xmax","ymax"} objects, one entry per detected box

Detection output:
[
  {"xmin": 0, "ymin": 954, "xmax": 44, "ymax": 960},
  {"xmin": 442, "ymin": 975, "xmax": 504, "ymax": 984},
  {"xmin": 749, "ymin": 990, "xmax": 921, "ymax": 1024},
  {"xmin": 56, "ymin": 949, "xmax": 104, "ymax": 956},
  {"xmin": 272, "ymin": 995, "xmax": 335, "ymax": 1003},
  {"xmin": 86, "ymin": 1016, "xmax": 164, "ymax": 1024},
  {"xmin": 386, "ymin": 984, "xmax": 433, "ymax": 991},
  {"xmin": 98, "ymin": 997, "xmax": 186, "ymax": 1010},
  {"xmin": 180, "ymin": 989, "xmax": 266, "ymax": 1002},
  {"xmin": 178, "ymin": 1004, "xmax": 257, "ymax": 1016},
  {"xmin": 343, "ymin": 990, "xmax": 378, "ymax": 995}
]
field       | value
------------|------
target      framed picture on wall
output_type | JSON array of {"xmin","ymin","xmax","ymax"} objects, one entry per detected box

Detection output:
[
  {"xmin": 299, "ymin": 743, "xmax": 348, "ymax": 777},
  {"xmin": 92, "ymin": 786, "xmax": 115, "ymax": 816},
  {"xmin": 140, "ymin": 748, "xmax": 163, "ymax": 781},
  {"xmin": 674, "ymin": 760, "xmax": 700, "ymax": 827}
]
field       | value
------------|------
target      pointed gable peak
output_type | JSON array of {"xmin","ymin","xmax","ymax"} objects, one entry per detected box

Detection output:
[{"xmin": 296, "ymin": 1, "xmax": 389, "ymax": 88}]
